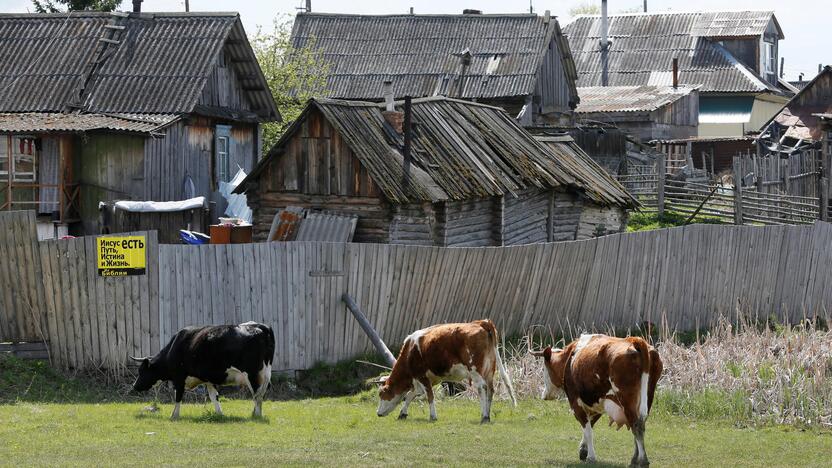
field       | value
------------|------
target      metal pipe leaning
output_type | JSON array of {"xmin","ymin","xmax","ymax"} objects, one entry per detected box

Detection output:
[{"xmin": 341, "ymin": 293, "xmax": 397, "ymax": 367}]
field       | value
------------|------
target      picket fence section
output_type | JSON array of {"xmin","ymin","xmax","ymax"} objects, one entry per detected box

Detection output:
[{"xmin": 3, "ymin": 211, "xmax": 832, "ymax": 372}]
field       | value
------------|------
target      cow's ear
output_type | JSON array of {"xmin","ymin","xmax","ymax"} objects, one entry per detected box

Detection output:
[{"xmin": 543, "ymin": 346, "xmax": 552, "ymax": 361}]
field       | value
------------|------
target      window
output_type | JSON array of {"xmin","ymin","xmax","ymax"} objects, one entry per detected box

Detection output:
[
  {"xmin": 217, "ymin": 136, "xmax": 230, "ymax": 183},
  {"xmin": 215, "ymin": 124, "xmax": 232, "ymax": 185},
  {"xmin": 764, "ymin": 41, "xmax": 776, "ymax": 74},
  {"xmin": 0, "ymin": 136, "xmax": 37, "ymax": 182}
]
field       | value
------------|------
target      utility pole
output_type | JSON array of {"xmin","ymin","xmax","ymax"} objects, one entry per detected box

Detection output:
[{"xmin": 600, "ymin": 0, "xmax": 610, "ymax": 86}]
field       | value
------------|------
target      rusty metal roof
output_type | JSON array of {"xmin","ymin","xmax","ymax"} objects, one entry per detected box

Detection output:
[
  {"xmin": 760, "ymin": 67, "xmax": 832, "ymax": 141},
  {"xmin": 289, "ymin": 12, "xmax": 578, "ymax": 104},
  {"xmin": 241, "ymin": 97, "xmax": 635, "ymax": 208},
  {"xmin": 0, "ymin": 112, "xmax": 178, "ymax": 133},
  {"xmin": 576, "ymin": 85, "xmax": 697, "ymax": 114},
  {"xmin": 564, "ymin": 12, "xmax": 781, "ymax": 93},
  {"xmin": 0, "ymin": 12, "xmax": 278, "ymax": 120}
]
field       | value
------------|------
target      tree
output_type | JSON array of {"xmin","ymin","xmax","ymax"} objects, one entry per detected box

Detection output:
[
  {"xmin": 32, "ymin": 0, "xmax": 122, "ymax": 12},
  {"xmin": 569, "ymin": 1, "xmax": 600, "ymax": 17},
  {"xmin": 251, "ymin": 16, "xmax": 329, "ymax": 150}
]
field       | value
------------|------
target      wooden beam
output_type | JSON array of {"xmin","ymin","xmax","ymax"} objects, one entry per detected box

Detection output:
[{"xmin": 342, "ymin": 293, "xmax": 396, "ymax": 366}]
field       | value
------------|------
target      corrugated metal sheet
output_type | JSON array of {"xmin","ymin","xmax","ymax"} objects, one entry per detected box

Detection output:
[
  {"xmin": 576, "ymin": 85, "xmax": 696, "ymax": 113},
  {"xmin": 295, "ymin": 212, "xmax": 358, "ymax": 242},
  {"xmin": 290, "ymin": 12, "xmax": 579, "ymax": 104},
  {"xmin": 0, "ymin": 112, "xmax": 178, "ymax": 133},
  {"xmin": 242, "ymin": 97, "xmax": 636, "ymax": 208},
  {"xmin": 0, "ymin": 12, "xmax": 278, "ymax": 120},
  {"xmin": 564, "ymin": 12, "xmax": 781, "ymax": 93},
  {"xmin": 690, "ymin": 11, "xmax": 781, "ymax": 38}
]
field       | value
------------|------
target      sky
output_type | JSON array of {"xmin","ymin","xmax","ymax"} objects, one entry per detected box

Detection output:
[{"xmin": 1, "ymin": 0, "xmax": 829, "ymax": 81}]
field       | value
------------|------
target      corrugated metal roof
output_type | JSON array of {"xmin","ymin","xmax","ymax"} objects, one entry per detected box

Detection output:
[
  {"xmin": 290, "ymin": 12, "xmax": 578, "ymax": 104},
  {"xmin": 576, "ymin": 85, "xmax": 697, "ymax": 113},
  {"xmin": 241, "ymin": 97, "xmax": 635, "ymax": 208},
  {"xmin": 564, "ymin": 11, "xmax": 781, "ymax": 93},
  {"xmin": 0, "ymin": 112, "xmax": 178, "ymax": 133},
  {"xmin": 690, "ymin": 11, "xmax": 781, "ymax": 38},
  {"xmin": 295, "ymin": 213, "xmax": 358, "ymax": 242},
  {"xmin": 0, "ymin": 12, "xmax": 278, "ymax": 120}
]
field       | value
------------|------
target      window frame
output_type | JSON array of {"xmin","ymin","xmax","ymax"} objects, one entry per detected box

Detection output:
[{"xmin": 763, "ymin": 41, "xmax": 776, "ymax": 74}]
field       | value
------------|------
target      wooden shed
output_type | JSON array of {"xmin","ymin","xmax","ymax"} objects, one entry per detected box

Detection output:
[
  {"xmin": 236, "ymin": 97, "xmax": 635, "ymax": 246},
  {"xmin": 575, "ymin": 85, "xmax": 700, "ymax": 142},
  {"xmin": 0, "ymin": 11, "xmax": 279, "ymax": 236}
]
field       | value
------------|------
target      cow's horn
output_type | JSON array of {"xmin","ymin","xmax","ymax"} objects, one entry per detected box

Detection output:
[{"xmin": 128, "ymin": 355, "xmax": 147, "ymax": 362}]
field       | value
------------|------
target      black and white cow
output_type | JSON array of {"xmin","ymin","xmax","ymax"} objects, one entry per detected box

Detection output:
[{"xmin": 131, "ymin": 321, "xmax": 275, "ymax": 419}]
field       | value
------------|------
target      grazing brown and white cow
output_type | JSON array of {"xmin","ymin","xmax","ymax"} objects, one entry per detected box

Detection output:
[
  {"xmin": 377, "ymin": 320, "xmax": 517, "ymax": 422},
  {"xmin": 532, "ymin": 334, "xmax": 663, "ymax": 467}
]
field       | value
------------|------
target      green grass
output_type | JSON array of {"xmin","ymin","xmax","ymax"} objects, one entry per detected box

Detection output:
[
  {"xmin": 1, "ymin": 395, "xmax": 830, "ymax": 467},
  {"xmin": 627, "ymin": 210, "xmax": 727, "ymax": 232},
  {"xmin": 1, "ymin": 356, "xmax": 830, "ymax": 466}
]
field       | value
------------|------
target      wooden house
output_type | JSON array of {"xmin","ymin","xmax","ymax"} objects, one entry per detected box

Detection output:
[
  {"xmin": 289, "ymin": 10, "xmax": 579, "ymax": 126},
  {"xmin": 575, "ymin": 85, "xmax": 700, "ymax": 142},
  {"xmin": 0, "ymin": 11, "xmax": 279, "ymax": 235},
  {"xmin": 565, "ymin": 11, "xmax": 788, "ymax": 137},
  {"xmin": 759, "ymin": 67, "xmax": 832, "ymax": 157},
  {"xmin": 235, "ymin": 97, "xmax": 635, "ymax": 246}
]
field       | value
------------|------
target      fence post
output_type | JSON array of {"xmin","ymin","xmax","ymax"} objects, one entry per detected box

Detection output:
[
  {"xmin": 821, "ymin": 177, "xmax": 829, "ymax": 222},
  {"xmin": 657, "ymin": 153, "xmax": 666, "ymax": 217},
  {"xmin": 733, "ymin": 157, "xmax": 744, "ymax": 225}
]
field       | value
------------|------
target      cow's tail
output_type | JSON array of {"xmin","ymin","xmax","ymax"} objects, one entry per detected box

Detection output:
[
  {"xmin": 255, "ymin": 323, "xmax": 276, "ymax": 366},
  {"xmin": 630, "ymin": 337, "xmax": 651, "ymax": 419},
  {"xmin": 482, "ymin": 320, "xmax": 517, "ymax": 407}
]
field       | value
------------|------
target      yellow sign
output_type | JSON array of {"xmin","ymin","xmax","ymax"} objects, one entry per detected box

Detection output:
[{"xmin": 97, "ymin": 236, "xmax": 146, "ymax": 277}]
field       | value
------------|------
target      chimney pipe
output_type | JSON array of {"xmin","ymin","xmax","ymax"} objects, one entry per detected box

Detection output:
[
  {"xmin": 799, "ymin": 72, "xmax": 804, "ymax": 82},
  {"xmin": 600, "ymin": 0, "xmax": 609, "ymax": 86},
  {"xmin": 306, "ymin": 0, "xmax": 312, "ymax": 12},
  {"xmin": 780, "ymin": 57, "xmax": 785, "ymax": 78},
  {"xmin": 672, "ymin": 58, "xmax": 679, "ymax": 89},
  {"xmin": 402, "ymin": 96, "xmax": 413, "ymax": 187},
  {"xmin": 383, "ymin": 81, "xmax": 395, "ymax": 112},
  {"xmin": 184, "ymin": 0, "xmax": 189, "ymax": 12},
  {"xmin": 409, "ymin": 7, "xmax": 414, "ymax": 14},
  {"xmin": 643, "ymin": 0, "xmax": 647, "ymax": 12},
  {"xmin": 132, "ymin": 0, "xmax": 142, "ymax": 13}
]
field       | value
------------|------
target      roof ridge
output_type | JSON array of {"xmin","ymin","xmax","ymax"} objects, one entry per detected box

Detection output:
[
  {"xmin": 296, "ymin": 12, "xmax": 541, "ymax": 18},
  {"xmin": 572, "ymin": 9, "xmax": 773, "ymax": 19}
]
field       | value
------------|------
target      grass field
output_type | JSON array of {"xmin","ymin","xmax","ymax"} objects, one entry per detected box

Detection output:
[{"xmin": 1, "ymin": 395, "xmax": 830, "ymax": 467}]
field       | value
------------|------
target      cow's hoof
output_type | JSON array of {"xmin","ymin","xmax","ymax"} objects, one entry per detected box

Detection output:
[
  {"xmin": 480, "ymin": 416, "xmax": 491, "ymax": 424},
  {"xmin": 579, "ymin": 447, "xmax": 588, "ymax": 461},
  {"xmin": 429, "ymin": 416, "xmax": 437, "ymax": 422},
  {"xmin": 397, "ymin": 413, "xmax": 408, "ymax": 420},
  {"xmin": 630, "ymin": 459, "xmax": 649, "ymax": 468}
]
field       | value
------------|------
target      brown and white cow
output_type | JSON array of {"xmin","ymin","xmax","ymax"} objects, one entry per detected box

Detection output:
[
  {"xmin": 532, "ymin": 334, "xmax": 663, "ymax": 467},
  {"xmin": 377, "ymin": 320, "xmax": 517, "ymax": 422}
]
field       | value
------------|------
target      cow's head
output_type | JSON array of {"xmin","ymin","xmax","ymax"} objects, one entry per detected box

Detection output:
[
  {"xmin": 531, "ymin": 346, "xmax": 568, "ymax": 400},
  {"xmin": 130, "ymin": 356, "xmax": 161, "ymax": 392},
  {"xmin": 376, "ymin": 375, "xmax": 410, "ymax": 417}
]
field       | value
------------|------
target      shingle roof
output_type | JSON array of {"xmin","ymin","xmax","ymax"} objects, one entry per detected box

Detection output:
[
  {"xmin": 0, "ymin": 12, "xmax": 278, "ymax": 120},
  {"xmin": 0, "ymin": 112, "xmax": 178, "ymax": 133},
  {"xmin": 290, "ymin": 12, "xmax": 578, "ymax": 104},
  {"xmin": 564, "ymin": 11, "xmax": 781, "ymax": 93},
  {"xmin": 576, "ymin": 85, "xmax": 697, "ymax": 114},
  {"xmin": 241, "ymin": 97, "xmax": 634, "ymax": 208}
]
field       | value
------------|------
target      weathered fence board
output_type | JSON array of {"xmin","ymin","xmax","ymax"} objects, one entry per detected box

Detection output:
[{"xmin": 3, "ymin": 211, "xmax": 832, "ymax": 372}]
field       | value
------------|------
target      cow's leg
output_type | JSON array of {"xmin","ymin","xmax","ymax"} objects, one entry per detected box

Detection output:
[
  {"xmin": 418, "ymin": 377, "xmax": 437, "ymax": 421},
  {"xmin": 398, "ymin": 388, "xmax": 419, "ymax": 420},
  {"xmin": 477, "ymin": 384, "xmax": 489, "ymax": 423},
  {"xmin": 171, "ymin": 381, "xmax": 185, "ymax": 420},
  {"xmin": 572, "ymin": 406, "xmax": 598, "ymax": 462},
  {"xmin": 630, "ymin": 417, "xmax": 649, "ymax": 467},
  {"xmin": 206, "ymin": 384, "xmax": 222, "ymax": 415}
]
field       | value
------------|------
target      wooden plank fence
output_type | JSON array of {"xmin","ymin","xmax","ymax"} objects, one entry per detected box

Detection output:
[{"xmin": 3, "ymin": 211, "xmax": 832, "ymax": 372}]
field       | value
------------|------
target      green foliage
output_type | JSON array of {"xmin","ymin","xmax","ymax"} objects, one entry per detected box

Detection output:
[
  {"xmin": 32, "ymin": 0, "xmax": 121, "ymax": 13},
  {"xmin": 627, "ymin": 210, "xmax": 727, "ymax": 232},
  {"xmin": 569, "ymin": 1, "xmax": 600, "ymax": 17},
  {"xmin": 0, "ymin": 354, "xmax": 129, "ymax": 403},
  {"xmin": 251, "ymin": 16, "xmax": 329, "ymax": 151}
]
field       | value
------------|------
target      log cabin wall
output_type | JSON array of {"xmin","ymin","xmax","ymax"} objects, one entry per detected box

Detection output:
[
  {"xmin": 389, "ymin": 202, "xmax": 436, "ymax": 246},
  {"xmin": 503, "ymin": 188, "xmax": 550, "ymax": 245},
  {"xmin": 436, "ymin": 198, "xmax": 499, "ymax": 247},
  {"xmin": 577, "ymin": 203, "xmax": 628, "ymax": 239}
]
